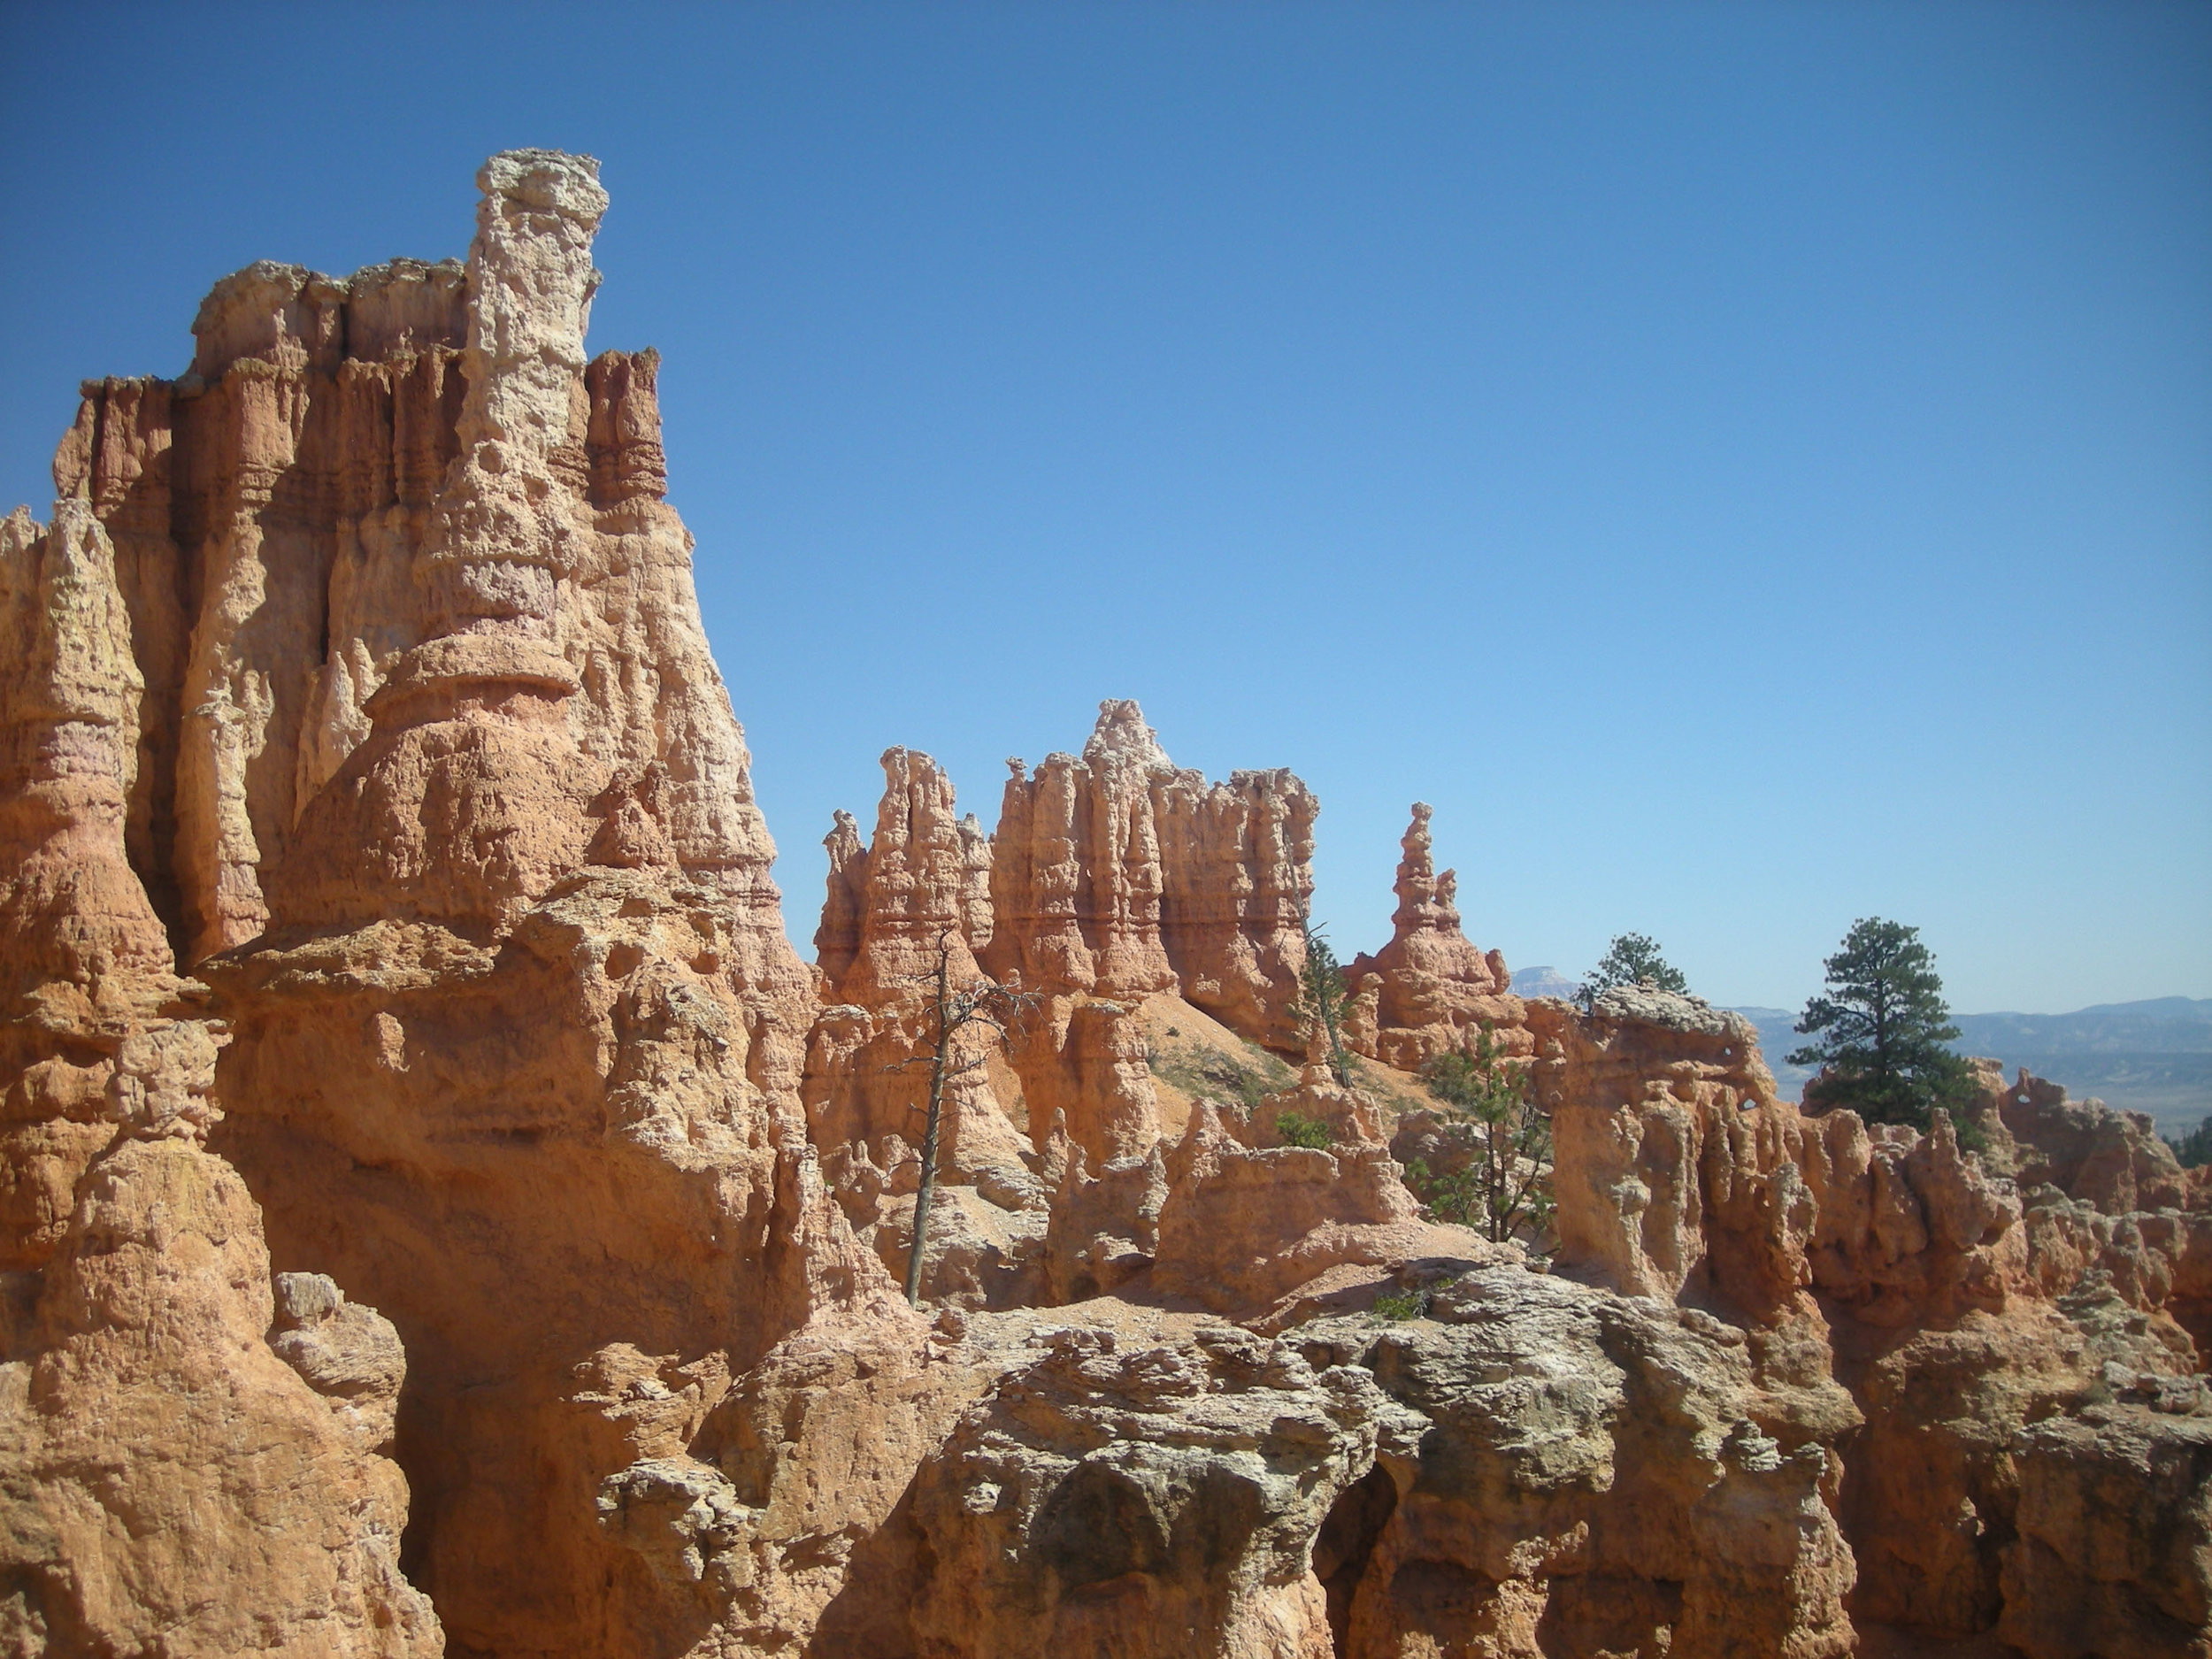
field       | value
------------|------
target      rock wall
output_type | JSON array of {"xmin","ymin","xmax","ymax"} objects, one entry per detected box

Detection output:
[
  {"xmin": 804, "ymin": 749, "xmax": 1047, "ymax": 1304},
  {"xmin": 51, "ymin": 155, "xmax": 780, "ymax": 965},
  {"xmin": 12, "ymin": 149, "xmax": 899, "ymax": 1659},
  {"xmin": 0, "ymin": 495, "xmax": 437, "ymax": 1653},
  {"xmin": 1297, "ymin": 1269, "xmax": 1859, "ymax": 1659},
  {"xmin": 1534, "ymin": 982, "xmax": 2212, "ymax": 1659},
  {"xmin": 0, "ymin": 1134, "xmax": 441, "ymax": 1655},
  {"xmin": 1531, "ymin": 984, "xmax": 1812, "ymax": 1325}
]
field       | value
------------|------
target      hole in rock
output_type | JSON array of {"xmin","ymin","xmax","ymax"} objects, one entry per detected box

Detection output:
[
  {"xmin": 1036, "ymin": 1463, "xmax": 1171, "ymax": 1587},
  {"xmin": 1312, "ymin": 1463, "xmax": 1396, "ymax": 1655}
]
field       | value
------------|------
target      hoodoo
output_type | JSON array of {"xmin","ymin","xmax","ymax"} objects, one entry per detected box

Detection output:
[{"xmin": 0, "ymin": 152, "xmax": 2205, "ymax": 1659}]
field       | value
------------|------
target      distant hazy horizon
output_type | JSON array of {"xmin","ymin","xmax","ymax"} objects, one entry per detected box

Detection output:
[{"xmin": 3, "ymin": 3, "xmax": 2205, "ymax": 1015}]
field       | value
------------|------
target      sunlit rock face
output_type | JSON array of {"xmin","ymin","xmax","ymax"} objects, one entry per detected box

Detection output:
[
  {"xmin": 18, "ymin": 148, "xmax": 883, "ymax": 1657},
  {"xmin": 1342, "ymin": 802, "xmax": 1519, "ymax": 1071},
  {"xmin": 3, "ymin": 149, "xmax": 2206, "ymax": 1659},
  {"xmin": 986, "ymin": 699, "xmax": 1318, "ymax": 1049},
  {"xmin": 0, "ymin": 493, "xmax": 436, "ymax": 1654},
  {"xmin": 53, "ymin": 153, "xmax": 784, "ymax": 964}
]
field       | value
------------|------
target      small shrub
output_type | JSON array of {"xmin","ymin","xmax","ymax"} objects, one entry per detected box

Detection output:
[
  {"xmin": 1276, "ymin": 1110, "xmax": 1333, "ymax": 1149},
  {"xmin": 1402, "ymin": 1156, "xmax": 1479, "ymax": 1226},
  {"xmin": 1372, "ymin": 1289, "xmax": 1429, "ymax": 1321}
]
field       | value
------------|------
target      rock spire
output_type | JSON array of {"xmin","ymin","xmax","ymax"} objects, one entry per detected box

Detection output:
[{"xmin": 1343, "ymin": 802, "xmax": 1517, "ymax": 1069}]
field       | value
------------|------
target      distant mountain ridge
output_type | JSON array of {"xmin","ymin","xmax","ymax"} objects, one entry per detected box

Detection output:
[
  {"xmin": 1508, "ymin": 965, "xmax": 1582, "ymax": 1000},
  {"xmin": 1724, "ymin": 997, "xmax": 2212, "ymax": 1137}
]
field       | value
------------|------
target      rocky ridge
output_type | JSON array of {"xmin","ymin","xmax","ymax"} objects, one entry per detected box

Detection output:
[{"xmin": 0, "ymin": 152, "xmax": 2204, "ymax": 1659}]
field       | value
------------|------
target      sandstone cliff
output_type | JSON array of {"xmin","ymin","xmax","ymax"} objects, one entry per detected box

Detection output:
[
  {"xmin": 0, "ymin": 495, "xmax": 436, "ymax": 1653},
  {"xmin": 985, "ymin": 699, "xmax": 1317, "ymax": 1050},
  {"xmin": 1530, "ymin": 983, "xmax": 2212, "ymax": 1659},
  {"xmin": 11, "ymin": 150, "xmax": 892, "ymax": 1658},
  {"xmin": 2, "ymin": 150, "xmax": 2206, "ymax": 1659},
  {"xmin": 804, "ymin": 748, "xmax": 1046, "ymax": 1305}
]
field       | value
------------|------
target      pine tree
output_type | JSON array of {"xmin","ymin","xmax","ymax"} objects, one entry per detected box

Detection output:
[
  {"xmin": 1409, "ymin": 1029, "xmax": 1553, "ymax": 1244},
  {"xmin": 1296, "ymin": 912, "xmax": 1354, "ymax": 1087},
  {"xmin": 1578, "ymin": 932, "xmax": 1687, "ymax": 1010},
  {"xmin": 2167, "ymin": 1116, "xmax": 2212, "ymax": 1170},
  {"xmin": 1789, "ymin": 918, "xmax": 1975, "ymax": 1128}
]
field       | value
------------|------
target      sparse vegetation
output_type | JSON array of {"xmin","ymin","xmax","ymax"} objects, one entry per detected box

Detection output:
[
  {"xmin": 1275, "ymin": 1110, "xmax": 1333, "ymax": 1149},
  {"xmin": 1148, "ymin": 1039, "xmax": 1294, "ymax": 1111},
  {"xmin": 1371, "ymin": 1288, "xmax": 1430, "ymax": 1321},
  {"xmin": 1790, "ymin": 918, "xmax": 1978, "ymax": 1131},
  {"xmin": 2168, "ymin": 1115, "xmax": 2212, "ymax": 1169},
  {"xmin": 1578, "ymin": 932, "xmax": 1688, "ymax": 1010},
  {"xmin": 1407, "ymin": 1028, "xmax": 1554, "ymax": 1243}
]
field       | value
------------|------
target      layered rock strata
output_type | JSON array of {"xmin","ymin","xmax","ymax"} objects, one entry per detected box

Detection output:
[
  {"xmin": 906, "ymin": 1323, "xmax": 1417, "ymax": 1659},
  {"xmin": 50, "ymin": 155, "xmax": 774, "ymax": 964},
  {"xmin": 195, "ymin": 157, "xmax": 895, "ymax": 1655},
  {"xmin": 12, "ymin": 150, "xmax": 896, "ymax": 1658},
  {"xmin": 1532, "ymin": 982, "xmax": 2212, "ymax": 1658},
  {"xmin": 1297, "ymin": 1268, "xmax": 1860, "ymax": 1659},
  {"xmin": 804, "ymin": 749, "xmax": 1047, "ymax": 1305}
]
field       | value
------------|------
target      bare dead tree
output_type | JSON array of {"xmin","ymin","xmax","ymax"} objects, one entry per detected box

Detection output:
[{"xmin": 887, "ymin": 929, "xmax": 1038, "ymax": 1307}]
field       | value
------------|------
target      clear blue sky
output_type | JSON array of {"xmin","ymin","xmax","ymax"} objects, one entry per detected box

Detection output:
[{"xmin": 4, "ymin": 3, "xmax": 2206, "ymax": 1014}]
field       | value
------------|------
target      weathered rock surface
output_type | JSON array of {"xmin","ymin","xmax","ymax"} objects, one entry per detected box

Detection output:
[
  {"xmin": 907, "ymin": 1321, "xmax": 1411, "ymax": 1659},
  {"xmin": 12, "ymin": 149, "xmax": 891, "ymax": 1659},
  {"xmin": 2000, "ymin": 1406, "xmax": 2212, "ymax": 1659},
  {"xmin": 0, "ymin": 1135, "xmax": 439, "ymax": 1656},
  {"xmin": 1527, "ymin": 981, "xmax": 2212, "ymax": 1657},
  {"xmin": 173, "ymin": 147, "xmax": 889, "ymax": 1651},
  {"xmin": 1, "ymin": 476, "xmax": 438, "ymax": 1653},
  {"xmin": 1149, "ymin": 1096, "xmax": 1476, "ymax": 1316},
  {"xmin": 52, "ymin": 152, "xmax": 781, "ymax": 966},
  {"xmin": 1296, "ymin": 1266, "xmax": 1859, "ymax": 1659},
  {"xmin": 6, "ymin": 147, "xmax": 2209, "ymax": 1659},
  {"xmin": 806, "ymin": 749, "xmax": 1037, "ymax": 1179},
  {"xmin": 984, "ymin": 700, "xmax": 1318, "ymax": 1051},
  {"xmin": 1533, "ymin": 984, "xmax": 1814, "ymax": 1325},
  {"xmin": 1985, "ymin": 1065, "xmax": 2207, "ymax": 1216},
  {"xmin": 803, "ymin": 749, "xmax": 1049, "ymax": 1307}
]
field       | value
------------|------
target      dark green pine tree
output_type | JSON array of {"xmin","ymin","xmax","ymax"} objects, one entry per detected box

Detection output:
[
  {"xmin": 1789, "ymin": 918, "xmax": 1977, "ymax": 1128},
  {"xmin": 1578, "ymin": 932, "xmax": 1688, "ymax": 1010}
]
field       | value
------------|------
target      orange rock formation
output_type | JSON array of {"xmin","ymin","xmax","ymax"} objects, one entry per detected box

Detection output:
[
  {"xmin": 0, "ymin": 495, "xmax": 435, "ymax": 1651},
  {"xmin": 1344, "ymin": 803, "xmax": 1517, "ymax": 1071},
  {"xmin": 2, "ymin": 150, "xmax": 2205, "ymax": 1659},
  {"xmin": 986, "ymin": 699, "xmax": 1318, "ymax": 1048}
]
